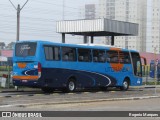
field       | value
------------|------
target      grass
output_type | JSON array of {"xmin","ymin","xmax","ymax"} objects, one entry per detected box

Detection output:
[
  {"xmin": 143, "ymin": 81, "xmax": 160, "ymax": 85},
  {"xmin": 0, "ymin": 66, "xmax": 12, "ymax": 71},
  {"xmin": 0, "ymin": 66, "xmax": 12, "ymax": 77}
]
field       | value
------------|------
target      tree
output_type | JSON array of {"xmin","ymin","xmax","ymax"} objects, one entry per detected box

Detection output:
[
  {"xmin": 0, "ymin": 42, "xmax": 5, "ymax": 49},
  {"xmin": 6, "ymin": 42, "xmax": 15, "ymax": 49}
]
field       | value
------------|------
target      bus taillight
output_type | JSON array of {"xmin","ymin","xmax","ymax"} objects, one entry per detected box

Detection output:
[{"xmin": 38, "ymin": 62, "xmax": 42, "ymax": 78}]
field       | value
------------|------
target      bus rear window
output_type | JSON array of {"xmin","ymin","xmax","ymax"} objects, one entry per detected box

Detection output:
[{"xmin": 15, "ymin": 42, "xmax": 37, "ymax": 57}]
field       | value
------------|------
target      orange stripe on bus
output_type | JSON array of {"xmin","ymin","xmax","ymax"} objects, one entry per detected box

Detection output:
[
  {"xmin": 12, "ymin": 76, "xmax": 39, "ymax": 80},
  {"xmin": 110, "ymin": 48, "xmax": 121, "ymax": 51}
]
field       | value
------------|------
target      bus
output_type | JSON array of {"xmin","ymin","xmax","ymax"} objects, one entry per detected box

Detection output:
[{"xmin": 12, "ymin": 40, "xmax": 144, "ymax": 93}]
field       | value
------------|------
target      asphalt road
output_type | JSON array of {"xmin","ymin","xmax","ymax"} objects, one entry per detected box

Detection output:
[
  {"xmin": 0, "ymin": 87, "xmax": 160, "ymax": 120},
  {"xmin": 0, "ymin": 87, "xmax": 159, "ymax": 107},
  {"xmin": 1, "ymin": 98, "xmax": 160, "ymax": 120}
]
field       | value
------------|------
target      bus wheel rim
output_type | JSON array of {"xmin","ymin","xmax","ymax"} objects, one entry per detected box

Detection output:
[
  {"xmin": 123, "ymin": 81, "xmax": 128, "ymax": 89},
  {"xmin": 69, "ymin": 81, "xmax": 75, "ymax": 91}
]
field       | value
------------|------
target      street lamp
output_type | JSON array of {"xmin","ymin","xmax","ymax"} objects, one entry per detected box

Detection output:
[{"xmin": 9, "ymin": 0, "xmax": 29, "ymax": 41}]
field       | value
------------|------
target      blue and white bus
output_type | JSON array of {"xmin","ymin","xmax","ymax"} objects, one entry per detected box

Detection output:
[{"xmin": 12, "ymin": 40, "xmax": 143, "ymax": 93}]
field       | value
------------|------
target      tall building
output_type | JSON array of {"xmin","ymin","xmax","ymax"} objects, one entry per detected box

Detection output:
[
  {"xmin": 85, "ymin": 4, "xmax": 96, "ymax": 19},
  {"xmin": 98, "ymin": 0, "xmax": 147, "ymax": 52},
  {"xmin": 80, "ymin": 4, "xmax": 98, "ymax": 20},
  {"xmin": 80, "ymin": 4, "xmax": 107, "ymax": 44},
  {"xmin": 99, "ymin": 0, "xmax": 115, "ymax": 19},
  {"xmin": 146, "ymin": 0, "xmax": 160, "ymax": 53}
]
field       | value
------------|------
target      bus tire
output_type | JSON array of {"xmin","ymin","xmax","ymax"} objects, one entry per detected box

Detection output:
[
  {"xmin": 67, "ymin": 79, "xmax": 76, "ymax": 92},
  {"xmin": 41, "ymin": 87, "xmax": 54, "ymax": 93},
  {"xmin": 120, "ymin": 79, "xmax": 129, "ymax": 91}
]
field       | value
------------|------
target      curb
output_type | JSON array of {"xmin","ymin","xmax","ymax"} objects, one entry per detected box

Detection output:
[
  {"xmin": 0, "ymin": 90, "xmax": 24, "ymax": 93},
  {"xmin": 0, "ymin": 89, "xmax": 41, "ymax": 93},
  {"xmin": 8, "ymin": 95, "xmax": 160, "ymax": 108},
  {"xmin": 1, "ymin": 85, "xmax": 159, "ymax": 93},
  {"xmin": 0, "ymin": 88, "xmax": 160, "ymax": 99},
  {"xmin": 132, "ymin": 85, "xmax": 160, "ymax": 88}
]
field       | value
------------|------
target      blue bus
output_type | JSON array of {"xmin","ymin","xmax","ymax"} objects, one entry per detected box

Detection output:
[{"xmin": 12, "ymin": 40, "xmax": 143, "ymax": 93}]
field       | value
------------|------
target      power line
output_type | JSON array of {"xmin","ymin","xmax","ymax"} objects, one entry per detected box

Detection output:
[
  {"xmin": 1, "ymin": 0, "xmax": 160, "ymax": 24},
  {"xmin": 32, "ymin": 0, "xmax": 79, "ymax": 10}
]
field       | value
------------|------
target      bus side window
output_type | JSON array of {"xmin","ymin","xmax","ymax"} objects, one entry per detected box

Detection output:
[
  {"xmin": 106, "ymin": 51, "xmax": 118, "ymax": 63},
  {"xmin": 44, "ymin": 46, "xmax": 60, "ymax": 61},
  {"xmin": 44, "ymin": 46, "xmax": 53, "ymax": 60},
  {"xmin": 62, "ymin": 47, "xmax": 76, "ymax": 61},
  {"xmin": 106, "ymin": 58, "xmax": 110, "ymax": 62},
  {"xmin": 53, "ymin": 47, "xmax": 60, "ymax": 60},
  {"xmin": 78, "ymin": 56, "xmax": 84, "ymax": 61},
  {"xmin": 119, "ymin": 51, "xmax": 131, "ymax": 64},
  {"xmin": 63, "ymin": 55, "xmax": 69, "ymax": 61},
  {"xmin": 93, "ymin": 57, "xmax": 98, "ymax": 62},
  {"xmin": 78, "ymin": 49, "xmax": 91, "ymax": 62},
  {"xmin": 93, "ymin": 50, "xmax": 105, "ymax": 63}
]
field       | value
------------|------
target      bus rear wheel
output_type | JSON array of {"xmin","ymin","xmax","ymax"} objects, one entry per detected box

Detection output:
[
  {"xmin": 66, "ymin": 79, "xmax": 76, "ymax": 92},
  {"xmin": 41, "ymin": 87, "xmax": 54, "ymax": 93},
  {"xmin": 120, "ymin": 79, "xmax": 129, "ymax": 91}
]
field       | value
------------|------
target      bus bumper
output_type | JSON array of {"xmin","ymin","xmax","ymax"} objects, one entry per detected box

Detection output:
[{"xmin": 12, "ymin": 79, "xmax": 40, "ymax": 87}]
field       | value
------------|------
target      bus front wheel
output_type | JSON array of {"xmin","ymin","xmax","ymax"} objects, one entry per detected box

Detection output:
[
  {"xmin": 120, "ymin": 79, "xmax": 129, "ymax": 91},
  {"xmin": 67, "ymin": 79, "xmax": 76, "ymax": 92}
]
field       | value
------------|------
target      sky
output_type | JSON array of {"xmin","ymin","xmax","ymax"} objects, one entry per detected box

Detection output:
[{"xmin": 0, "ymin": 0, "xmax": 97, "ymax": 45}]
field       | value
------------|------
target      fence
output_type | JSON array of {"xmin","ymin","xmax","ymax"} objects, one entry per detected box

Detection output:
[
  {"xmin": 0, "ymin": 65, "xmax": 13, "ymax": 88},
  {"xmin": 142, "ymin": 65, "xmax": 160, "ymax": 85}
]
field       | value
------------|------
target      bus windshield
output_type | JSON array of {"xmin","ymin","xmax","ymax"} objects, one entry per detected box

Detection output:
[{"xmin": 15, "ymin": 42, "xmax": 37, "ymax": 57}]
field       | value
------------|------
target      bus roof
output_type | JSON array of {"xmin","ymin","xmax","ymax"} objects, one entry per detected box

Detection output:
[{"xmin": 16, "ymin": 40, "xmax": 138, "ymax": 53}]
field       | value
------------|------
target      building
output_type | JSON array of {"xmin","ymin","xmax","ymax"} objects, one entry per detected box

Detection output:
[
  {"xmin": 146, "ymin": 0, "xmax": 160, "ymax": 53},
  {"xmin": 99, "ymin": 0, "xmax": 115, "ymax": 20},
  {"xmin": 79, "ymin": 0, "xmax": 160, "ymax": 53},
  {"xmin": 85, "ymin": 4, "xmax": 96, "ymax": 19},
  {"xmin": 80, "ymin": 4, "xmax": 98, "ymax": 19},
  {"xmin": 98, "ymin": 0, "xmax": 147, "ymax": 52},
  {"xmin": 0, "ymin": 50, "xmax": 13, "ymax": 66},
  {"xmin": 140, "ymin": 52, "xmax": 160, "ymax": 65},
  {"xmin": 80, "ymin": 4, "xmax": 102, "ymax": 44}
]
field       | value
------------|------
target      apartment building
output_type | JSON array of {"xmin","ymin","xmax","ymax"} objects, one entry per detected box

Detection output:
[
  {"xmin": 98, "ymin": 0, "xmax": 147, "ymax": 52},
  {"xmin": 146, "ymin": 0, "xmax": 160, "ymax": 53}
]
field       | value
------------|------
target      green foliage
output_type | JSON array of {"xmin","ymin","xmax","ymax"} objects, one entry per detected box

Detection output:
[
  {"xmin": 143, "ymin": 81, "xmax": 160, "ymax": 85},
  {"xmin": 0, "ymin": 66, "xmax": 12, "ymax": 71}
]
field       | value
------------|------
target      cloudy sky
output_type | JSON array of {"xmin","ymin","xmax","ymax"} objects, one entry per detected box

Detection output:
[{"xmin": 0, "ymin": 0, "xmax": 97, "ymax": 45}]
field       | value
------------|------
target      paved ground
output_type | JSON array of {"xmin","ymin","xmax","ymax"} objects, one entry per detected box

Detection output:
[
  {"xmin": 1, "ymin": 98, "xmax": 160, "ymax": 120},
  {"xmin": 0, "ymin": 87, "xmax": 159, "ymax": 108},
  {"xmin": 0, "ymin": 86, "xmax": 160, "ymax": 119}
]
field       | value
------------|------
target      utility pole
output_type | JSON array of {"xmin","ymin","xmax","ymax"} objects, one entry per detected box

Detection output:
[
  {"xmin": 154, "ymin": 47, "xmax": 157, "ymax": 94},
  {"xmin": 17, "ymin": 4, "xmax": 20, "ymax": 41},
  {"xmin": 9, "ymin": 0, "xmax": 29, "ymax": 41}
]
